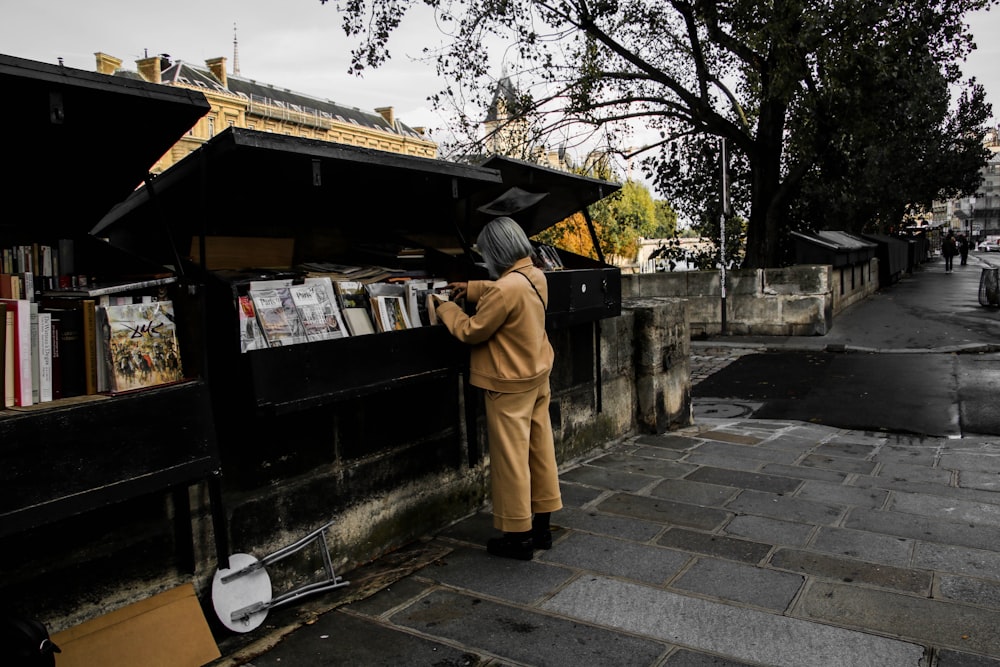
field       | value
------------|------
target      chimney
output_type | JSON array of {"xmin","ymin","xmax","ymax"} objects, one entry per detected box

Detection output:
[
  {"xmin": 206, "ymin": 57, "xmax": 228, "ymax": 89},
  {"xmin": 94, "ymin": 52, "xmax": 122, "ymax": 75},
  {"xmin": 375, "ymin": 106, "xmax": 395, "ymax": 128},
  {"xmin": 136, "ymin": 56, "xmax": 161, "ymax": 84}
]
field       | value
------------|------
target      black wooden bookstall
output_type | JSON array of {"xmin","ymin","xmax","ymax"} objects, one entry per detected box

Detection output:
[
  {"xmin": 0, "ymin": 53, "xmax": 228, "ymax": 609},
  {"xmin": 94, "ymin": 127, "xmax": 622, "ymax": 560}
]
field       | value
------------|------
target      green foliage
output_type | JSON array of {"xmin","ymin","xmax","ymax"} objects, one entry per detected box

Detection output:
[{"xmin": 325, "ymin": 0, "xmax": 997, "ymax": 267}]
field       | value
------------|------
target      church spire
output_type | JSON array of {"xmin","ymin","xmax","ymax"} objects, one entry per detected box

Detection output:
[{"xmin": 233, "ymin": 22, "xmax": 241, "ymax": 77}]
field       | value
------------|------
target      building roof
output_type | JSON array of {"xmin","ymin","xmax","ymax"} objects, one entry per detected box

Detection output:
[{"xmin": 118, "ymin": 58, "xmax": 428, "ymax": 141}]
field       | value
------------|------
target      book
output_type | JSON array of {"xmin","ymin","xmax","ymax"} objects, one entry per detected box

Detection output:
[
  {"xmin": 40, "ymin": 276, "xmax": 177, "ymax": 298},
  {"xmin": 426, "ymin": 292, "xmax": 451, "ymax": 326},
  {"xmin": 37, "ymin": 311, "xmax": 52, "ymax": 402},
  {"xmin": 405, "ymin": 279, "xmax": 449, "ymax": 327},
  {"xmin": 49, "ymin": 315, "xmax": 62, "ymax": 400},
  {"xmin": 2, "ymin": 304, "xmax": 10, "ymax": 407},
  {"xmin": 237, "ymin": 295, "xmax": 265, "ymax": 353},
  {"xmin": 0, "ymin": 298, "xmax": 33, "ymax": 406},
  {"xmin": 102, "ymin": 300, "xmax": 185, "ymax": 393},
  {"xmin": 292, "ymin": 279, "xmax": 348, "ymax": 341},
  {"xmin": 250, "ymin": 287, "xmax": 309, "ymax": 347},
  {"xmin": 94, "ymin": 305, "xmax": 111, "ymax": 393},
  {"xmin": 29, "ymin": 302, "xmax": 40, "ymax": 403},
  {"xmin": 44, "ymin": 305, "xmax": 86, "ymax": 398},
  {"xmin": 333, "ymin": 280, "xmax": 368, "ymax": 310},
  {"xmin": 81, "ymin": 299, "xmax": 98, "ymax": 395},
  {"xmin": 342, "ymin": 307, "xmax": 376, "ymax": 336},
  {"xmin": 372, "ymin": 295, "xmax": 412, "ymax": 332}
]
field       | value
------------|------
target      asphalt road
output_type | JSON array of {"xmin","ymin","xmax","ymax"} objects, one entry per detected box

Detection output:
[{"xmin": 693, "ymin": 251, "xmax": 1000, "ymax": 438}]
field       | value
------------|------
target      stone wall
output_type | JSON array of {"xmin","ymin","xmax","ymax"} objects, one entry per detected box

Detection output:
[{"xmin": 623, "ymin": 261, "xmax": 878, "ymax": 337}]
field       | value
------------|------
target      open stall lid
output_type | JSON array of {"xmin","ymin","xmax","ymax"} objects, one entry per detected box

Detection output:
[
  {"xmin": 0, "ymin": 53, "xmax": 210, "ymax": 237},
  {"xmin": 92, "ymin": 128, "xmax": 507, "ymax": 266},
  {"xmin": 470, "ymin": 155, "xmax": 621, "ymax": 239}
]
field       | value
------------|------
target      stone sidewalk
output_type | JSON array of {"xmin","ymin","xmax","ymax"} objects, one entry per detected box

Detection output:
[{"xmin": 219, "ymin": 405, "xmax": 1000, "ymax": 666}]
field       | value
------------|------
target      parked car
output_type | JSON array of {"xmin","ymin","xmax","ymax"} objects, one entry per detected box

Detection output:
[{"xmin": 979, "ymin": 240, "xmax": 1000, "ymax": 252}]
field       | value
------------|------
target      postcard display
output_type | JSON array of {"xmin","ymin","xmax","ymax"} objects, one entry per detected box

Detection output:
[{"xmin": 0, "ymin": 54, "xmax": 227, "ymax": 574}]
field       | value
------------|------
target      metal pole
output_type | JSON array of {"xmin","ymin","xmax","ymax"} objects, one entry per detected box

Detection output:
[{"xmin": 719, "ymin": 138, "xmax": 729, "ymax": 335}]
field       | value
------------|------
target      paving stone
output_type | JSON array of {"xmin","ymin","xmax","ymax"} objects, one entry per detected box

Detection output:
[
  {"xmin": 692, "ymin": 441, "xmax": 801, "ymax": 465},
  {"xmin": 631, "ymin": 445, "xmax": 687, "ymax": 461},
  {"xmin": 911, "ymin": 542, "xmax": 1000, "ymax": 580},
  {"xmin": 853, "ymin": 474, "xmax": 1000, "ymax": 505},
  {"xmin": 663, "ymin": 648, "xmax": 757, "ymax": 666},
  {"xmin": 247, "ymin": 607, "xmax": 484, "ymax": 666},
  {"xmin": 958, "ymin": 470, "xmax": 1000, "ymax": 492},
  {"xmin": 726, "ymin": 489, "xmax": 845, "ymax": 525},
  {"xmin": 542, "ymin": 575, "xmax": 924, "ymax": 667},
  {"xmin": 938, "ymin": 573, "xmax": 1000, "ymax": 608},
  {"xmin": 877, "ymin": 461, "xmax": 954, "ymax": 485},
  {"xmin": 800, "ymin": 453, "xmax": 877, "ymax": 475},
  {"xmin": 554, "ymin": 506, "xmax": 665, "ymax": 543},
  {"xmin": 809, "ymin": 526, "xmax": 915, "ymax": 568},
  {"xmin": 889, "ymin": 490, "xmax": 1000, "ymax": 529},
  {"xmin": 657, "ymin": 528, "xmax": 771, "ymax": 564},
  {"xmin": 685, "ymin": 467, "xmax": 802, "ymax": 494},
  {"xmin": 418, "ymin": 546, "xmax": 575, "ymax": 605},
  {"xmin": 650, "ymin": 478, "xmax": 741, "ymax": 507},
  {"xmin": 344, "ymin": 576, "xmax": 434, "ymax": 617},
  {"xmin": 392, "ymin": 589, "xmax": 669, "ymax": 667},
  {"xmin": 559, "ymin": 481, "xmax": 607, "ymax": 508},
  {"xmin": 872, "ymin": 443, "xmax": 939, "ymax": 466},
  {"xmin": 587, "ymin": 451, "xmax": 698, "ymax": 479},
  {"xmin": 798, "ymin": 580, "xmax": 1000, "ymax": 657},
  {"xmin": 940, "ymin": 451, "xmax": 1000, "ymax": 474},
  {"xmin": 671, "ymin": 557, "xmax": 803, "ymax": 611},
  {"xmin": 598, "ymin": 492, "xmax": 732, "ymax": 531},
  {"xmin": 684, "ymin": 451, "xmax": 769, "ymax": 471},
  {"xmin": 845, "ymin": 507, "xmax": 1000, "ymax": 552},
  {"xmin": 759, "ymin": 463, "xmax": 848, "ymax": 483},
  {"xmin": 936, "ymin": 649, "xmax": 1000, "ymax": 667},
  {"xmin": 795, "ymin": 480, "xmax": 889, "ymax": 509},
  {"xmin": 539, "ymin": 531, "xmax": 690, "ymax": 585},
  {"xmin": 769, "ymin": 548, "xmax": 931, "ymax": 595},
  {"xmin": 560, "ymin": 463, "xmax": 659, "ymax": 492},
  {"xmin": 723, "ymin": 515, "xmax": 815, "ymax": 547},
  {"xmin": 635, "ymin": 433, "xmax": 705, "ymax": 450},
  {"xmin": 814, "ymin": 441, "xmax": 878, "ymax": 459},
  {"xmin": 755, "ymin": 435, "xmax": 821, "ymax": 454},
  {"xmin": 700, "ymin": 430, "xmax": 764, "ymax": 445}
]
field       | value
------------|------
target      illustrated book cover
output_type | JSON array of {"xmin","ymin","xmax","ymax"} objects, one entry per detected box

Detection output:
[
  {"xmin": 101, "ymin": 300, "xmax": 185, "ymax": 393},
  {"xmin": 237, "ymin": 295, "xmax": 265, "ymax": 353},
  {"xmin": 295, "ymin": 278, "xmax": 349, "ymax": 341},
  {"xmin": 372, "ymin": 295, "xmax": 412, "ymax": 332},
  {"xmin": 249, "ymin": 287, "xmax": 309, "ymax": 347}
]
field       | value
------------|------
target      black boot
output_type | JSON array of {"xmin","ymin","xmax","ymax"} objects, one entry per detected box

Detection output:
[
  {"xmin": 532, "ymin": 512, "xmax": 552, "ymax": 550},
  {"xmin": 486, "ymin": 531, "xmax": 534, "ymax": 560}
]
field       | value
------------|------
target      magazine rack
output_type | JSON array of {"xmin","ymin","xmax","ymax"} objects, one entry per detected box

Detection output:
[{"xmin": 211, "ymin": 521, "xmax": 349, "ymax": 632}]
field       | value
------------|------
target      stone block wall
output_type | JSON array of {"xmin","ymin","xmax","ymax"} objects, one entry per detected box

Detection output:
[{"xmin": 623, "ymin": 261, "xmax": 878, "ymax": 337}]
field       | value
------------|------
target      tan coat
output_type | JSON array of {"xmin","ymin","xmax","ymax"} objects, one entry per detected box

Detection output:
[{"xmin": 436, "ymin": 257, "xmax": 554, "ymax": 393}]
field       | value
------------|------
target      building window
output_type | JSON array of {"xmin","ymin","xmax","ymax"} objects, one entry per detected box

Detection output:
[{"xmin": 208, "ymin": 117, "xmax": 216, "ymax": 138}]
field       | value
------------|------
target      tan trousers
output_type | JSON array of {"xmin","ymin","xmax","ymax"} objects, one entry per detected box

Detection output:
[{"xmin": 484, "ymin": 379, "xmax": 563, "ymax": 532}]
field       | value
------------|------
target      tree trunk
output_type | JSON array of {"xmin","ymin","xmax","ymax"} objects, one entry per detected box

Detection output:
[{"xmin": 744, "ymin": 97, "xmax": 788, "ymax": 268}]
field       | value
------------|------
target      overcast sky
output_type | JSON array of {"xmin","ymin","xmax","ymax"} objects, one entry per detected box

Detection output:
[{"xmin": 3, "ymin": 1, "xmax": 999, "ymax": 151}]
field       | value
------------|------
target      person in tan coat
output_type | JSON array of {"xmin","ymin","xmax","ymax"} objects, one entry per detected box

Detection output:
[{"xmin": 433, "ymin": 216, "xmax": 562, "ymax": 560}]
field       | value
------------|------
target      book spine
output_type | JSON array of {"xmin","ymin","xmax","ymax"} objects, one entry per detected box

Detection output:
[
  {"xmin": 37, "ymin": 312, "xmax": 52, "ymax": 402},
  {"xmin": 1, "ymin": 299, "xmax": 33, "ymax": 406},
  {"xmin": 29, "ymin": 302, "xmax": 40, "ymax": 403},
  {"xmin": 82, "ymin": 299, "xmax": 98, "ymax": 395},
  {"xmin": 3, "ymin": 308, "xmax": 12, "ymax": 407},
  {"xmin": 49, "ymin": 315, "xmax": 62, "ymax": 400},
  {"xmin": 48, "ymin": 307, "xmax": 85, "ymax": 398}
]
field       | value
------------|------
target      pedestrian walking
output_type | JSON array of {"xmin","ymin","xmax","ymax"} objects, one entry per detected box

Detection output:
[
  {"xmin": 942, "ymin": 230, "xmax": 958, "ymax": 272},
  {"xmin": 958, "ymin": 232, "xmax": 970, "ymax": 266},
  {"xmin": 432, "ymin": 216, "xmax": 562, "ymax": 560}
]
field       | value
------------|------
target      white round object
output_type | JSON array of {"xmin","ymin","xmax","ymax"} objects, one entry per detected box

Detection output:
[{"xmin": 212, "ymin": 553, "xmax": 272, "ymax": 633}]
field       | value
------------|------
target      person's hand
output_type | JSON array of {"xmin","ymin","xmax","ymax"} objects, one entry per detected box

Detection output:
[{"xmin": 447, "ymin": 282, "xmax": 468, "ymax": 301}]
